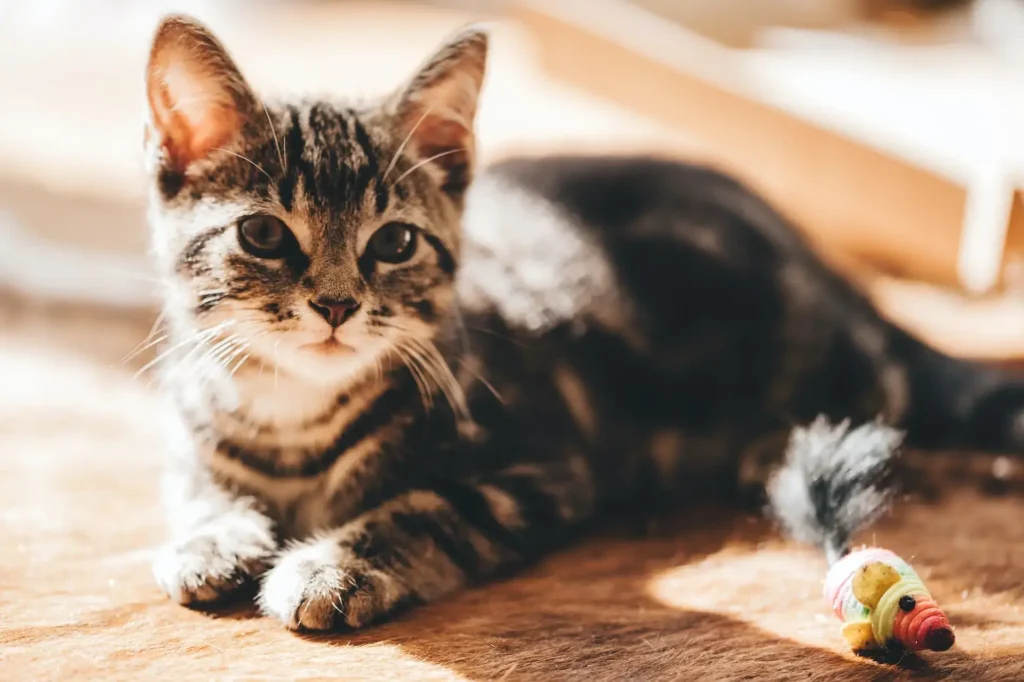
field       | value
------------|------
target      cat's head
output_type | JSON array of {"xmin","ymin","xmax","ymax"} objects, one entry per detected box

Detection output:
[{"xmin": 144, "ymin": 16, "xmax": 486, "ymax": 386}]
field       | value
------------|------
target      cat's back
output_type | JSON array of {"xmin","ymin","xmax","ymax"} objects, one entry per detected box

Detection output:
[
  {"xmin": 457, "ymin": 155, "xmax": 808, "ymax": 336},
  {"xmin": 469, "ymin": 155, "xmax": 809, "ymax": 249}
]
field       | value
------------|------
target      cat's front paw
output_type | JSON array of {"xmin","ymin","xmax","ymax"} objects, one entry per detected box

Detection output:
[
  {"xmin": 259, "ymin": 538, "xmax": 394, "ymax": 631},
  {"xmin": 152, "ymin": 513, "xmax": 276, "ymax": 607}
]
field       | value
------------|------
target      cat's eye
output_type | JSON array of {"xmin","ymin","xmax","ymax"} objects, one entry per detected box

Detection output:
[
  {"xmin": 238, "ymin": 215, "xmax": 292, "ymax": 258},
  {"xmin": 366, "ymin": 223, "xmax": 418, "ymax": 264}
]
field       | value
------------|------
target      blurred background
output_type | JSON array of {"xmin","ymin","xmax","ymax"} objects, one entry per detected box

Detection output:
[{"xmin": 4, "ymin": 0, "xmax": 1024, "ymax": 362}]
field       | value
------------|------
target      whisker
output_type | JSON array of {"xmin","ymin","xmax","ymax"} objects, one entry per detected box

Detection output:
[
  {"xmin": 391, "ymin": 147, "xmax": 465, "ymax": 187},
  {"xmin": 166, "ymin": 332, "xmax": 242, "ymax": 384},
  {"xmin": 206, "ymin": 336, "xmax": 246, "ymax": 368},
  {"xmin": 457, "ymin": 357, "xmax": 505, "ymax": 405},
  {"xmin": 397, "ymin": 346, "xmax": 432, "ymax": 410},
  {"xmin": 411, "ymin": 347, "xmax": 448, "ymax": 414},
  {"xmin": 229, "ymin": 352, "xmax": 252, "ymax": 378},
  {"xmin": 118, "ymin": 310, "xmax": 168, "ymax": 366},
  {"xmin": 211, "ymin": 147, "xmax": 274, "ymax": 183},
  {"xmin": 465, "ymin": 323, "xmax": 531, "ymax": 348},
  {"xmin": 383, "ymin": 106, "xmax": 433, "ymax": 181},
  {"xmin": 133, "ymin": 322, "xmax": 231, "ymax": 381},
  {"xmin": 261, "ymin": 100, "xmax": 285, "ymax": 172},
  {"xmin": 170, "ymin": 325, "xmax": 255, "ymax": 384},
  {"xmin": 399, "ymin": 335, "xmax": 468, "ymax": 423},
  {"xmin": 452, "ymin": 305, "xmax": 472, "ymax": 357},
  {"xmin": 220, "ymin": 330, "xmax": 275, "ymax": 383},
  {"xmin": 390, "ymin": 345, "xmax": 433, "ymax": 413},
  {"xmin": 407, "ymin": 337, "xmax": 470, "ymax": 422},
  {"xmin": 119, "ymin": 334, "xmax": 168, "ymax": 366},
  {"xmin": 216, "ymin": 343, "xmax": 249, "ymax": 376},
  {"xmin": 345, "ymin": 316, "xmax": 467, "ymax": 419}
]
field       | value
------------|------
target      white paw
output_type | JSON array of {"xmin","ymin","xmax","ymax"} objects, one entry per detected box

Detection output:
[
  {"xmin": 259, "ymin": 538, "xmax": 391, "ymax": 631},
  {"xmin": 152, "ymin": 512, "xmax": 275, "ymax": 606}
]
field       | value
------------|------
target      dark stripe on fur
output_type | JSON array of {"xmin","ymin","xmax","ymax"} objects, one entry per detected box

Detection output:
[
  {"xmin": 177, "ymin": 225, "xmax": 230, "ymax": 275},
  {"xmin": 431, "ymin": 480, "xmax": 529, "ymax": 556},
  {"xmin": 225, "ymin": 391, "xmax": 354, "ymax": 437},
  {"xmin": 351, "ymin": 115, "xmax": 379, "ymax": 204},
  {"xmin": 351, "ymin": 116, "xmax": 378, "ymax": 175},
  {"xmin": 216, "ymin": 380, "xmax": 413, "ymax": 478},
  {"xmin": 278, "ymin": 107, "xmax": 304, "ymax": 212},
  {"xmin": 390, "ymin": 508, "xmax": 483, "ymax": 577},
  {"xmin": 374, "ymin": 179, "xmax": 390, "ymax": 214},
  {"xmin": 194, "ymin": 292, "xmax": 228, "ymax": 316},
  {"xmin": 489, "ymin": 471, "xmax": 564, "ymax": 555},
  {"xmin": 421, "ymin": 233, "xmax": 456, "ymax": 275}
]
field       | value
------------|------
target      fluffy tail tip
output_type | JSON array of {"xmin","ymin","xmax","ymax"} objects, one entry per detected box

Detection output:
[{"xmin": 767, "ymin": 417, "xmax": 904, "ymax": 563}]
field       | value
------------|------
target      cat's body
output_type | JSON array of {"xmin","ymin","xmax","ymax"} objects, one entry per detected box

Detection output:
[{"xmin": 146, "ymin": 17, "xmax": 1024, "ymax": 631}]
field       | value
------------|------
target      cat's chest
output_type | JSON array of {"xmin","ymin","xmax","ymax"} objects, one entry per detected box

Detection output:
[
  {"xmin": 209, "ymin": 456, "xmax": 362, "ymax": 538},
  {"xmin": 205, "ymin": 373, "xmax": 391, "ymax": 537}
]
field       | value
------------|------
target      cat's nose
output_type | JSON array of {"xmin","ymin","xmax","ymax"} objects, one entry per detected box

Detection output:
[{"xmin": 309, "ymin": 296, "xmax": 361, "ymax": 328}]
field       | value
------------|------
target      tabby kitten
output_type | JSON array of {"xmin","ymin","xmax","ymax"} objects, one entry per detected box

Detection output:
[{"xmin": 146, "ymin": 16, "xmax": 1024, "ymax": 631}]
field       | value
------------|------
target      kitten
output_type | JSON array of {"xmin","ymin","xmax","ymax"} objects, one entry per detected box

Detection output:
[{"xmin": 145, "ymin": 15, "xmax": 1024, "ymax": 631}]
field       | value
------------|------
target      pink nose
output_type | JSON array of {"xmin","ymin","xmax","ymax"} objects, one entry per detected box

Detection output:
[{"xmin": 309, "ymin": 297, "xmax": 360, "ymax": 328}]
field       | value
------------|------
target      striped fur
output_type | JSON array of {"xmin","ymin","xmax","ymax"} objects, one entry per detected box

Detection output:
[
  {"xmin": 144, "ymin": 16, "xmax": 590, "ymax": 628},
  {"xmin": 145, "ymin": 16, "xmax": 1024, "ymax": 631}
]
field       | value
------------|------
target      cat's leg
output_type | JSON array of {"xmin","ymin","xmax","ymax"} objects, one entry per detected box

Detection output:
[
  {"xmin": 152, "ymin": 470, "xmax": 277, "ymax": 607},
  {"xmin": 259, "ymin": 456, "xmax": 595, "ymax": 630}
]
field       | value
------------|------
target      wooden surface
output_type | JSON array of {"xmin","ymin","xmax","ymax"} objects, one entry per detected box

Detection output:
[
  {"xmin": 515, "ymin": 1, "xmax": 1024, "ymax": 291},
  {"xmin": 2, "ymin": 294, "xmax": 1024, "ymax": 680}
]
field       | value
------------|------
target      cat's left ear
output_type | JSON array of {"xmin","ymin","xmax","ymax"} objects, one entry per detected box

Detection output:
[
  {"xmin": 145, "ymin": 15, "xmax": 256, "ymax": 172},
  {"xmin": 391, "ymin": 25, "xmax": 488, "ymax": 196}
]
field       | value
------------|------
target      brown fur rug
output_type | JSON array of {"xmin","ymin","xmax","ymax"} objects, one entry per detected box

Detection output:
[{"xmin": 2, "ymin": 295, "xmax": 1023, "ymax": 681}]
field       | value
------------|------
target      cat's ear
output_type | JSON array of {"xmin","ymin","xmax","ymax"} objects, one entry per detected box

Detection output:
[
  {"xmin": 391, "ymin": 25, "xmax": 488, "ymax": 195},
  {"xmin": 145, "ymin": 15, "xmax": 254, "ymax": 171}
]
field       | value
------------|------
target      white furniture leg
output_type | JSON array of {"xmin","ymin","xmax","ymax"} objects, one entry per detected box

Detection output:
[{"xmin": 958, "ymin": 165, "xmax": 1014, "ymax": 295}]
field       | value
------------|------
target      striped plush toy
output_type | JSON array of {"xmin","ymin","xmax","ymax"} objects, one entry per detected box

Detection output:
[{"xmin": 768, "ymin": 418, "xmax": 954, "ymax": 657}]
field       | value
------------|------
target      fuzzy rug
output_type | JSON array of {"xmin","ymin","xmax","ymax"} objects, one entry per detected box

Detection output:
[{"xmin": 2, "ymin": 295, "xmax": 1024, "ymax": 681}]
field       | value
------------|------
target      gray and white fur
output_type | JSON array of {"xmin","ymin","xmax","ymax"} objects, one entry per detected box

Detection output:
[{"xmin": 767, "ymin": 418, "xmax": 903, "ymax": 565}]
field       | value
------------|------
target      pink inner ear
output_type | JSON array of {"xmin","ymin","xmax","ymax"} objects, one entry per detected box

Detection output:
[
  {"xmin": 413, "ymin": 115, "xmax": 471, "ymax": 166},
  {"xmin": 405, "ymin": 113, "xmax": 474, "ymax": 195},
  {"xmin": 147, "ymin": 54, "xmax": 242, "ymax": 171}
]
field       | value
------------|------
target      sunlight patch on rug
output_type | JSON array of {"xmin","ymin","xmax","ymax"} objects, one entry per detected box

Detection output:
[{"xmin": 646, "ymin": 546, "xmax": 846, "ymax": 651}]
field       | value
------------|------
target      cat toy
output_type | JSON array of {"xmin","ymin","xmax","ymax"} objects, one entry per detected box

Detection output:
[{"xmin": 767, "ymin": 418, "xmax": 955, "ymax": 657}]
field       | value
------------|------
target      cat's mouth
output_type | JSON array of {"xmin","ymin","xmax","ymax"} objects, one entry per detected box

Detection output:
[{"xmin": 301, "ymin": 336, "xmax": 357, "ymax": 356}]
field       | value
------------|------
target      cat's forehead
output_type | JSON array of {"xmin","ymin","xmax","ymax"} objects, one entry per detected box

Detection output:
[
  {"xmin": 173, "ymin": 100, "xmax": 398, "ymax": 229},
  {"xmin": 268, "ymin": 101, "xmax": 393, "ymax": 218}
]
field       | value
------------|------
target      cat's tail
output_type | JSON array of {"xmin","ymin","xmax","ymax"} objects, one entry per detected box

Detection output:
[
  {"xmin": 767, "ymin": 418, "xmax": 903, "ymax": 565},
  {"xmin": 892, "ymin": 328, "xmax": 1024, "ymax": 453}
]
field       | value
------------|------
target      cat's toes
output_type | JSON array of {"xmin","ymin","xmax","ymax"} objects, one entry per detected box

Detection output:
[
  {"xmin": 152, "ymin": 516, "xmax": 275, "ymax": 607},
  {"xmin": 259, "ymin": 538, "xmax": 389, "ymax": 631}
]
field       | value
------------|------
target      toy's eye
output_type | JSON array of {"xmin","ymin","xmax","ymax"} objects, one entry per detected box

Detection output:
[
  {"xmin": 238, "ymin": 215, "xmax": 293, "ymax": 258},
  {"xmin": 899, "ymin": 595, "xmax": 916, "ymax": 612},
  {"xmin": 366, "ymin": 222, "xmax": 418, "ymax": 264}
]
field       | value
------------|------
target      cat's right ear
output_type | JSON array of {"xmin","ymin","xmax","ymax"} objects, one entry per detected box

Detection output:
[
  {"xmin": 145, "ymin": 15, "xmax": 254, "ymax": 172},
  {"xmin": 389, "ymin": 25, "xmax": 488, "ymax": 197}
]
